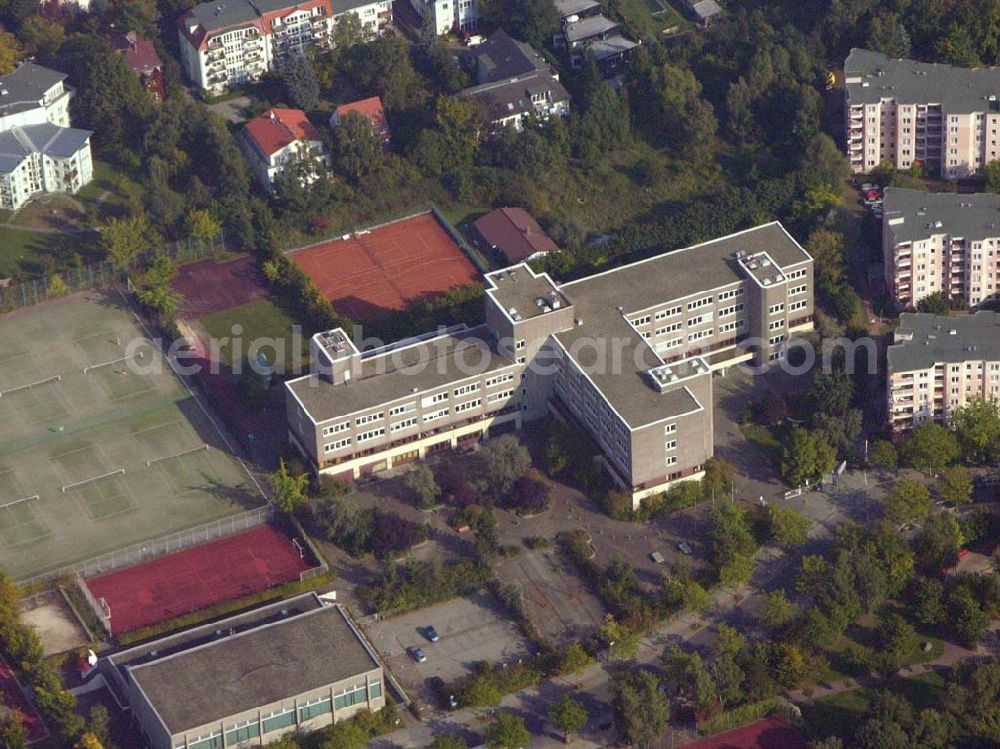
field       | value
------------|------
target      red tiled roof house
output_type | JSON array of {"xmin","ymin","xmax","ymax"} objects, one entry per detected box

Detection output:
[{"xmin": 240, "ymin": 107, "xmax": 329, "ymax": 191}]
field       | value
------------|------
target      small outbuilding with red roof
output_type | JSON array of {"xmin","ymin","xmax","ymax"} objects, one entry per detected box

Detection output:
[
  {"xmin": 240, "ymin": 107, "xmax": 329, "ymax": 190},
  {"xmin": 473, "ymin": 206, "xmax": 559, "ymax": 264}
]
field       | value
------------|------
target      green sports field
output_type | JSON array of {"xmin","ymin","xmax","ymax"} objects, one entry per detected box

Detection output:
[{"xmin": 0, "ymin": 291, "xmax": 266, "ymax": 581}]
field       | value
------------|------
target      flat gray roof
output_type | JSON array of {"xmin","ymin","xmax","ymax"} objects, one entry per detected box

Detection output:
[
  {"xmin": 585, "ymin": 35, "xmax": 639, "ymax": 62},
  {"xmin": 554, "ymin": 0, "xmax": 601, "ymax": 18},
  {"xmin": 487, "ymin": 265, "xmax": 569, "ymax": 321},
  {"xmin": 0, "ymin": 63, "xmax": 67, "ymax": 118},
  {"xmin": 551, "ymin": 222, "xmax": 810, "ymax": 428},
  {"xmin": 884, "ymin": 187, "xmax": 1000, "ymax": 243},
  {"xmin": 127, "ymin": 602, "xmax": 380, "ymax": 735},
  {"xmin": 288, "ymin": 325, "xmax": 515, "ymax": 423},
  {"xmin": 845, "ymin": 48, "xmax": 1000, "ymax": 112},
  {"xmin": 888, "ymin": 311, "xmax": 1000, "ymax": 372},
  {"xmin": 564, "ymin": 14, "xmax": 618, "ymax": 43}
]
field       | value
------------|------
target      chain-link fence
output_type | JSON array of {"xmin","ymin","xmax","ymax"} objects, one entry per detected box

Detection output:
[
  {"xmin": 17, "ymin": 505, "xmax": 272, "ymax": 589},
  {"xmin": 0, "ymin": 232, "xmax": 225, "ymax": 313}
]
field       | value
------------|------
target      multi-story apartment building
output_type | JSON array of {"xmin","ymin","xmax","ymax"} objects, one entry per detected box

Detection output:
[
  {"xmin": 0, "ymin": 63, "xmax": 73, "ymax": 131},
  {"xmin": 0, "ymin": 124, "xmax": 94, "ymax": 210},
  {"xmin": 285, "ymin": 223, "xmax": 814, "ymax": 507},
  {"xmin": 845, "ymin": 48, "xmax": 1000, "ymax": 179},
  {"xmin": 882, "ymin": 188, "xmax": 1000, "ymax": 309},
  {"xmin": 177, "ymin": 0, "xmax": 392, "ymax": 94},
  {"xmin": 460, "ymin": 31, "xmax": 571, "ymax": 132},
  {"xmin": 887, "ymin": 311, "xmax": 1000, "ymax": 435},
  {"xmin": 0, "ymin": 64, "xmax": 92, "ymax": 210},
  {"xmin": 240, "ymin": 107, "xmax": 329, "ymax": 190},
  {"xmin": 101, "ymin": 594, "xmax": 385, "ymax": 749},
  {"xmin": 409, "ymin": 0, "xmax": 479, "ymax": 35}
]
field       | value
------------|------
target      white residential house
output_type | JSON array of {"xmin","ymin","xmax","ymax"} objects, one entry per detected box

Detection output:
[
  {"xmin": 241, "ymin": 107, "xmax": 330, "ymax": 190},
  {"xmin": 409, "ymin": 0, "xmax": 479, "ymax": 35},
  {"xmin": 0, "ymin": 124, "xmax": 93, "ymax": 210},
  {"xmin": 0, "ymin": 64, "xmax": 93, "ymax": 210},
  {"xmin": 0, "ymin": 63, "xmax": 74, "ymax": 131}
]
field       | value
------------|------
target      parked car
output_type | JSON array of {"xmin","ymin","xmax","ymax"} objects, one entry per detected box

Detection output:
[
  {"xmin": 409, "ymin": 646, "xmax": 427, "ymax": 663},
  {"xmin": 678, "ymin": 542, "xmax": 693, "ymax": 555},
  {"xmin": 425, "ymin": 625, "xmax": 440, "ymax": 643}
]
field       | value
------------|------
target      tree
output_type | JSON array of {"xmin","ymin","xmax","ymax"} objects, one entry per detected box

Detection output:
[
  {"xmin": 709, "ymin": 502, "xmax": 756, "ymax": 586},
  {"xmin": 599, "ymin": 613, "xmax": 639, "ymax": 660},
  {"xmin": 428, "ymin": 737, "xmax": 468, "ymax": 749},
  {"xmin": 952, "ymin": 397, "xmax": 1000, "ymax": 464},
  {"xmin": 796, "ymin": 554, "xmax": 830, "ymax": 594},
  {"xmin": 20, "ymin": 15, "xmax": 64, "ymax": 58},
  {"xmin": 869, "ymin": 439, "xmax": 898, "ymax": 472},
  {"xmin": 702, "ymin": 457, "xmax": 736, "ymax": 499},
  {"xmin": 761, "ymin": 390, "xmax": 788, "ymax": 426},
  {"xmin": 662, "ymin": 572, "xmax": 710, "ymax": 613},
  {"xmin": 510, "ymin": 471, "xmax": 552, "ymax": 514},
  {"xmin": 782, "ymin": 428, "xmax": 834, "ymax": 488},
  {"xmin": 768, "ymin": 505, "xmax": 811, "ymax": 546},
  {"xmin": 484, "ymin": 713, "xmax": 530, "ymax": 749},
  {"xmin": 899, "ymin": 422, "xmax": 960, "ymax": 476},
  {"xmin": 549, "ymin": 693, "xmax": 587, "ymax": 743},
  {"xmin": 334, "ymin": 110, "xmax": 385, "ymax": 183},
  {"xmin": 806, "ymin": 228, "xmax": 846, "ymax": 290},
  {"xmin": 137, "ymin": 284, "xmax": 182, "ymax": 321},
  {"xmin": 102, "ymin": 215, "xmax": 153, "ymax": 272},
  {"xmin": 758, "ymin": 589, "xmax": 798, "ymax": 630},
  {"xmin": 937, "ymin": 466, "xmax": 973, "ymax": 506},
  {"xmin": 0, "ymin": 31, "xmax": 22, "ymax": 75},
  {"xmin": 479, "ymin": 434, "xmax": 531, "ymax": 498},
  {"xmin": 612, "ymin": 670, "xmax": 671, "ymax": 749},
  {"xmin": 319, "ymin": 718, "xmax": 368, "ymax": 749},
  {"xmin": 74, "ymin": 734, "xmax": 105, "ymax": 749},
  {"xmin": 0, "ymin": 714, "xmax": 27, "ymax": 749},
  {"xmin": 630, "ymin": 62, "xmax": 717, "ymax": 154},
  {"xmin": 282, "ymin": 56, "xmax": 320, "ymax": 110},
  {"xmin": 915, "ymin": 512, "xmax": 964, "ymax": 572},
  {"xmin": 916, "ymin": 292, "xmax": 951, "ymax": 315},
  {"xmin": 433, "ymin": 95, "xmax": 482, "ymax": 173},
  {"xmin": 883, "ymin": 478, "xmax": 933, "ymax": 526},
  {"xmin": 810, "ymin": 370, "xmax": 854, "ymax": 417},
  {"xmin": 403, "ymin": 464, "xmax": 440, "ymax": 510},
  {"xmin": 269, "ymin": 458, "xmax": 311, "ymax": 515},
  {"xmin": 184, "ymin": 208, "xmax": 220, "ymax": 242},
  {"xmin": 481, "ymin": 0, "xmax": 558, "ymax": 47}
]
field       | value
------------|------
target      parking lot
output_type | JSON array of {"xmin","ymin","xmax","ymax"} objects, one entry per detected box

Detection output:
[{"xmin": 364, "ymin": 592, "xmax": 533, "ymax": 709}]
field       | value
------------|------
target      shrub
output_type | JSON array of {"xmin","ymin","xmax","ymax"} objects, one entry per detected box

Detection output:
[{"xmin": 508, "ymin": 470, "xmax": 552, "ymax": 515}]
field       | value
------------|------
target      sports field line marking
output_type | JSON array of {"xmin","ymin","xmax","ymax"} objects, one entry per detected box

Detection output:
[
  {"xmin": 117, "ymin": 290, "xmax": 267, "ymax": 502},
  {"xmin": 82, "ymin": 352, "xmax": 144, "ymax": 374},
  {"xmin": 61, "ymin": 469, "xmax": 125, "ymax": 493},
  {"xmin": 131, "ymin": 420, "xmax": 183, "ymax": 439},
  {"xmin": 147, "ymin": 444, "xmax": 208, "ymax": 467},
  {"xmin": 0, "ymin": 375, "xmax": 61, "ymax": 398},
  {"xmin": 0, "ymin": 495, "xmax": 39, "ymax": 511}
]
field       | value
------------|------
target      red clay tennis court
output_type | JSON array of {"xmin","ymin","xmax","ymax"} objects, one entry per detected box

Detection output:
[
  {"xmin": 0, "ymin": 656, "xmax": 48, "ymax": 742},
  {"xmin": 85, "ymin": 525, "xmax": 313, "ymax": 635},
  {"xmin": 680, "ymin": 717, "xmax": 807, "ymax": 749},
  {"xmin": 289, "ymin": 212, "xmax": 482, "ymax": 321}
]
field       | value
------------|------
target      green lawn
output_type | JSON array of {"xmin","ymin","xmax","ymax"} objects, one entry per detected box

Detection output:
[
  {"xmin": 801, "ymin": 671, "xmax": 947, "ymax": 740},
  {"xmin": 0, "ymin": 226, "xmax": 57, "ymax": 279},
  {"xmin": 739, "ymin": 423, "xmax": 782, "ymax": 465},
  {"xmin": 77, "ymin": 159, "xmax": 140, "ymax": 218},
  {"xmin": 199, "ymin": 299, "xmax": 307, "ymax": 372},
  {"xmin": 618, "ymin": 0, "xmax": 690, "ymax": 37}
]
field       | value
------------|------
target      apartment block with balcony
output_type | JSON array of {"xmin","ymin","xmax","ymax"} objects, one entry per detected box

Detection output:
[
  {"xmin": 178, "ymin": 0, "xmax": 392, "ymax": 95},
  {"xmin": 0, "ymin": 63, "xmax": 74, "ymax": 131},
  {"xmin": 285, "ymin": 222, "xmax": 814, "ymax": 508},
  {"xmin": 409, "ymin": 0, "xmax": 479, "ymax": 35},
  {"xmin": 882, "ymin": 188, "xmax": 1000, "ymax": 309},
  {"xmin": 887, "ymin": 311, "xmax": 1000, "ymax": 435},
  {"xmin": 0, "ymin": 124, "xmax": 93, "ymax": 210},
  {"xmin": 845, "ymin": 48, "xmax": 1000, "ymax": 179}
]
